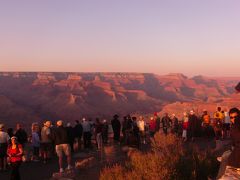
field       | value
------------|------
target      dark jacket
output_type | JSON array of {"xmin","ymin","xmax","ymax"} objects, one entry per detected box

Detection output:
[
  {"xmin": 15, "ymin": 129, "xmax": 28, "ymax": 145},
  {"xmin": 111, "ymin": 118, "xmax": 121, "ymax": 132},
  {"xmin": 74, "ymin": 124, "xmax": 83, "ymax": 138},
  {"xmin": 228, "ymin": 125, "xmax": 240, "ymax": 168},
  {"xmin": 52, "ymin": 126, "xmax": 69, "ymax": 145}
]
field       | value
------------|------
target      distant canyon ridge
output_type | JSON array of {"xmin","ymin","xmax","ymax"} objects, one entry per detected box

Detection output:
[{"xmin": 0, "ymin": 72, "xmax": 239, "ymax": 127}]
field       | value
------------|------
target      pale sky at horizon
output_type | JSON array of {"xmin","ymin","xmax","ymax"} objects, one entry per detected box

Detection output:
[{"xmin": 0, "ymin": 0, "xmax": 240, "ymax": 77}]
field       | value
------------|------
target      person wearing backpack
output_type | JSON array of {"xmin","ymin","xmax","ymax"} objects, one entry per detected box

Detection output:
[{"xmin": 7, "ymin": 136, "xmax": 23, "ymax": 180}]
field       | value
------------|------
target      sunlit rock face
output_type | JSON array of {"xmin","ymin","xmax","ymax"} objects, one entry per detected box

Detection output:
[{"xmin": 0, "ymin": 72, "xmax": 238, "ymax": 127}]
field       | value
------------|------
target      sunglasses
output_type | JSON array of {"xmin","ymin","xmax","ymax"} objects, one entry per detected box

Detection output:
[{"xmin": 230, "ymin": 116, "xmax": 238, "ymax": 119}]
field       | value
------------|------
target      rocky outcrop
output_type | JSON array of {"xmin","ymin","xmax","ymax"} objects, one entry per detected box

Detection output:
[{"xmin": 0, "ymin": 72, "xmax": 238, "ymax": 127}]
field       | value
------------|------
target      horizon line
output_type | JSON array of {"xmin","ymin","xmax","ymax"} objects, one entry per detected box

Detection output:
[{"xmin": 0, "ymin": 71, "xmax": 240, "ymax": 78}]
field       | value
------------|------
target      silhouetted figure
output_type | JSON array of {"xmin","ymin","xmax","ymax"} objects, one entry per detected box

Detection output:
[
  {"xmin": 82, "ymin": 118, "xmax": 92, "ymax": 149},
  {"xmin": 66, "ymin": 123, "xmax": 75, "ymax": 152},
  {"xmin": 111, "ymin": 114, "xmax": 121, "ymax": 142},
  {"xmin": 162, "ymin": 113, "xmax": 171, "ymax": 135},
  {"xmin": 94, "ymin": 118, "xmax": 103, "ymax": 149},
  {"xmin": 188, "ymin": 110, "xmax": 202, "ymax": 140},
  {"xmin": 172, "ymin": 114, "xmax": 179, "ymax": 134},
  {"xmin": 14, "ymin": 124, "xmax": 28, "ymax": 147},
  {"xmin": 102, "ymin": 120, "xmax": 109, "ymax": 144},
  {"xmin": 74, "ymin": 120, "xmax": 83, "ymax": 151}
]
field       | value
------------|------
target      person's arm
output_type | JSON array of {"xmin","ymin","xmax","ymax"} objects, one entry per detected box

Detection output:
[{"xmin": 16, "ymin": 145, "xmax": 23, "ymax": 156}]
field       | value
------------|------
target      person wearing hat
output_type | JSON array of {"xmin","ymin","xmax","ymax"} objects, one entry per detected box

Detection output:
[
  {"xmin": 7, "ymin": 136, "xmax": 23, "ymax": 180},
  {"xmin": 0, "ymin": 123, "xmax": 10, "ymax": 171},
  {"xmin": 111, "ymin": 114, "xmax": 121, "ymax": 142}
]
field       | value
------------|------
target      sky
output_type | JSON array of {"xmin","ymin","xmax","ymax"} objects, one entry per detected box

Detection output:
[{"xmin": 0, "ymin": 0, "xmax": 240, "ymax": 77}]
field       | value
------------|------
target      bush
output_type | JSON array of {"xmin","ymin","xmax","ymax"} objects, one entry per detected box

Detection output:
[
  {"xmin": 100, "ymin": 133, "xmax": 183, "ymax": 180},
  {"xmin": 100, "ymin": 133, "xmax": 219, "ymax": 180}
]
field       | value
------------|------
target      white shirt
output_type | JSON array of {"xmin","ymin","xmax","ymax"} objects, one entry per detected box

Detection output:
[
  {"xmin": 0, "ymin": 131, "xmax": 10, "ymax": 143},
  {"xmin": 225, "ymin": 115, "xmax": 231, "ymax": 124},
  {"xmin": 137, "ymin": 120, "xmax": 145, "ymax": 132}
]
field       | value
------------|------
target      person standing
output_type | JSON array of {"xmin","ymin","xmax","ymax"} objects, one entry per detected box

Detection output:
[
  {"xmin": 162, "ymin": 113, "xmax": 171, "ymax": 135},
  {"xmin": 82, "ymin": 118, "xmax": 92, "ymax": 149},
  {"xmin": 0, "ymin": 124, "xmax": 10, "ymax": 171},
  {"xmin": 182, "ymin": 112, "xmax": 189, "ymax": 142},
  {"xmin": 31, "ymin": 124, "xmax": 40, "ymax": 162},
  {"xmin": 188, "ymin": 110, "xmax": 201, "ymax": 141},
  {"xmin": 94, "ymin": 118, "xmax": 103, "ymax": 150},
  {"xmin": 137, "ymin": 116, "xmax": 146, "ymax": 144},
  {"xmin": 52, "ymin": 120, "xmax": 72, "ymax": 173},
  {"xmin": 14, "ymin": 124, "xmax": 28, "ymax": 148},
  {"xmin": 74, "ymin": 120, "xmax": 83, "ymax": 151},
  {"xmin": 102, "ymin": 119, "xmax": 109, "ymax": 144},
  {"xmin": 171, "ymin": 114, "xmax": 179, "ymax": 134},
  {"xmin": 213, "ymin": 107, "xmax": 224, "ymax": 140},
  {"xmin": 149, "ymin": 117, "xmax": 156, "ymax": 137},
  {"xmin": 223, "ymin": 111, "xmax": 231, "ymax": 138},
  {"xmin": 66, "ymin": 123, "xmax": 75, "ymax": 152},
  {"xmin": 7, "ymin": 136, "xmax": 23, "ymax": 180},
  {"xmin": 111, "ymin": 114, "xmax": 121, "ymax": 142},
  {"xmin": 40, "ymin": 121, "xmax": 52, "ymax": 164}
]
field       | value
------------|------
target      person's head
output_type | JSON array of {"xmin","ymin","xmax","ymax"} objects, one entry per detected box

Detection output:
[
  {"xmin": 150, "ymin": 117, "xmax": 154, "ymax": 121},
  {"xmin": 224, "ymin": 111, "xmax": 229, "ymax": 117},
  {"xmin": 190, "ymin": 110, "xmax": 194, "ymax": 115},
  {"xmin": 172, "ymin": 114, "xmax": 176, "ymax": 118},
  {"xmin": 139, "ymin": 116, "xmax": 144, "ymax": 121},
  {"xmin": 113, "ymin": 114, "xmax": 119, "ymax": 119},
  {"xmin": 132, "ymin": 117, "xmax": 137, "ymax": 121},
  {"xmin": 96, "ymin": 118, "xmax": 100, "ymax": 124},
  {"xmin": 203, "ymin": 109, "xmax": 207, "ymax": 115},
  {"xmin": 16, "ymin": 123, "xmax": 22, "ymax": 130},
  {"xmin": 32, "ymin": 123, "xmax": 39, "ymax": 132},
  {"xmin": 75, "ymin": 120, "xmax": 80, "ymax": 124},
  {"xmin": 56, "ymin": 120, "xmax": 63, "ymax": 127},
  {"xmin": 11, "ymin": 136, "xmax": 18, "ymax": 145},
  {"xmin": 103, "ymin": 119, "xmax": 107, "ymax": 123},
  {"xmin": 67, "ymin": 122, "xmax": 71, "ymax": 127},
  {"xmin": 217, "ymin": 107, "xmax": 221, "ymax": 112},
  {"xmin": 229, "ymin": 107, "xmax": 240, "ymax": 124},
  {"xmin": 82, "ymin": 118, "xmax": 86, "ymax": 122},
  {"xmin": 44, "ymin": 121, "xmax": 51, "ymax": 128},
  {"xmin": 183, "ymin": 112, "xmax": 188, "ymax": 117}
]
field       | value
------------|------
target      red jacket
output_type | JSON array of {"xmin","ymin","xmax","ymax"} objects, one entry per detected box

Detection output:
[
  {"xmin": 183, "ymin": 121, "xmax": 189, "ymax": 130},
  {"xmin": 149, "ymin": 120, "xmax": 156, "ymax": 132}
]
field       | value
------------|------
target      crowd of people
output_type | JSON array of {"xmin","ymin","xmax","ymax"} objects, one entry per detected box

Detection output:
[{"xmin": 0, "ymin": 106, "xmax": 239, "ymax": 179}]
